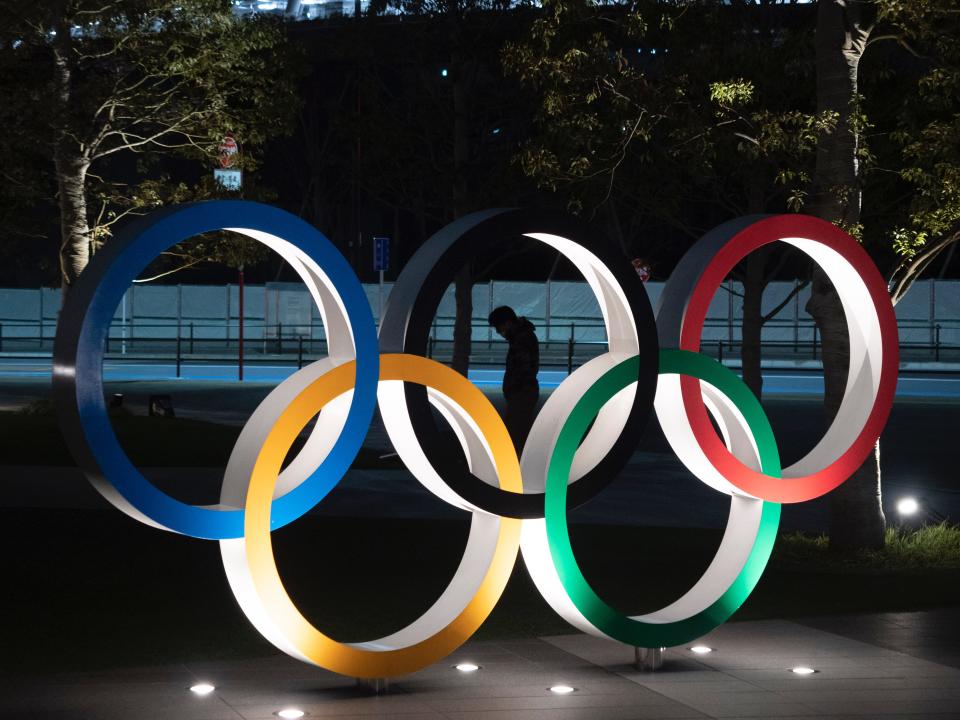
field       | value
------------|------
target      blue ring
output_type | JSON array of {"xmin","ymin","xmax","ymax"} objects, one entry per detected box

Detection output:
[{"xmin": 53, "ymin": 201, "xmax": 378, "ymax": 539}]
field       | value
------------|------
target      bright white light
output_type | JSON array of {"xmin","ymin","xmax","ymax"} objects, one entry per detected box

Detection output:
[
  {"xmin": 897, "ymin": 497, "xmax": 919, "ymax": 516},
  {"xmin": 440, "ymin": 68, "xmax": 449, "ymax": 77},
  {"xmin": 549, "ymin": 685, "xmax": 576, "ymax": 694},
  {"xmin": 790, "ymin": 667, "xmax": 816, "ymax": 675},
  {"xmin": 276, "ymin": 710, "xmax": 305, "ymax": 719},
  {"xmin": 455, "ymin": 663, "xmax": 480, "ymax": 672},
  {"xmin": 189, "ymin": 683, "xmax": 215, "ymax": 696},
  {"xmin": 690, "ymin": 645, "xmax": 713, "ymax": 654}
]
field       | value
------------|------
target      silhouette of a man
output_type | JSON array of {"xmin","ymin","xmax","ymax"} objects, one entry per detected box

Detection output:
[{"xmin": 488, "ymin": 305, "xmax": 540, "ymax": 454}]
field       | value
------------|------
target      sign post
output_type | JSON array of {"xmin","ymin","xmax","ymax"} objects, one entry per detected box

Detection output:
[
  {"xmin": 373, "ymin": 236, "xmax": 390, "ymax": 327},
  {"xmin": 214, "ymin": 134, "xmax": 242, "ymax": 191}
]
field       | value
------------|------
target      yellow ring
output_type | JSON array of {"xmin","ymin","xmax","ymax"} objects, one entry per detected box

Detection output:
[{"xmin": 242, "ymin": 353, "xmax": 522, "ymax": 677}]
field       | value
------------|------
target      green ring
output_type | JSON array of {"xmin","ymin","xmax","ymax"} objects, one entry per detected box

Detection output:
[{"xmin": 544, "ymin": 348, "xmax": 781, "ymax": 647}]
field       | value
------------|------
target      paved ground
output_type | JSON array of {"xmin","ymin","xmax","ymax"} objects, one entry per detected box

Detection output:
[{"xmin": 3, "ymin": 611, "xmax": 959, "ymax": 719}]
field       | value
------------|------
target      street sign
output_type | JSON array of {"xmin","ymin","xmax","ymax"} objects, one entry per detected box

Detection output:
[
  {"xmin": 632, "ymin": 257, "xmax": 651, "ymax": 283},
  {"xmin": 374, "ymin": 236, "xmax": 390, "ymax": 272},
  {"xmin": 214, "ymin": 169, "xmax": 242, "ymax": 191},
  {"xmin": 218, "ymin": 135, "xmax": 239, "ymax": 169}
]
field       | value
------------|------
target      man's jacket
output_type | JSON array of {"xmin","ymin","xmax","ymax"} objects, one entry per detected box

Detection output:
[{"xmin": 503, "ymin": 318, "xmax": 539, "ymax": 399}]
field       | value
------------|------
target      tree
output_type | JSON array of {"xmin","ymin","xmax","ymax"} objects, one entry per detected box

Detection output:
[
  {"xmin": 503, "ymin": 0, "xmax": 829, "ymax": 398},
  {"xmin": 880, "ymin": 0, "xmax": 960, "ymax": 302},
  {"xmin": 807, "ymin": 0, "xmax": 960, "ymax": 549},
  {"xmin": 362, "ymin": 0, "xmax": 535, "ymax": 375},
  {"xmin": 0, "ymin": 0, "xmax": 302, "ymax": 295}
]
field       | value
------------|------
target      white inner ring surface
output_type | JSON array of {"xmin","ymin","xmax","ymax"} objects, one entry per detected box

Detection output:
[
  {"xmin": 378, "ymin": 232, "xmax": 641, "ymax": 513},
  {"xmin": 216, "ymin": 228, "xmax": 357, "ymax": 511},
  {"xmin": 656, "ymin": 236, "xmax": 885, "ymax": 498},
  {"xmin": 220, "ymin": 377, "xmax": 510, "ymax": 656},
  {"xmin": 520, "ymin": 374, "xmax": 766, "ymax": 639}
]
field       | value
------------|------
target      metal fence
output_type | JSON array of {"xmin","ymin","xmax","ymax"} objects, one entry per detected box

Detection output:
[{"xmin": 1, "ymin": 279, "xmax": 958, "ymax": 373}]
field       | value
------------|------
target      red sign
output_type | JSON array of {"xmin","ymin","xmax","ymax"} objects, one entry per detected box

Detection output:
[
  {"xmin": 218, "ymin": 135, "xmax": 239, "ymax": 169},
  {"xmin": 632, "ymin": 258, "xmax": 651, "ymax": 282}
]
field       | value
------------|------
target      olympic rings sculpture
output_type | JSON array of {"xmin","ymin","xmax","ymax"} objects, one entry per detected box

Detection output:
[{"xmin": 53, "ymin": 202, "xmax": 899, "ymax": 679}]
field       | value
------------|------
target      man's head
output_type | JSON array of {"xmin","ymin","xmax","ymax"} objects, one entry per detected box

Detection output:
[{"xmin": 488, "ymin": 305, "xmax": 518, "ymax": 338}]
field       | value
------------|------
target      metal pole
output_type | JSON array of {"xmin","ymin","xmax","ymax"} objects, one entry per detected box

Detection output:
[
  {"xmin": 238, "ymin": 268, "xmax": 245, "ymax": 382},
  {"xmin": 545, "ymin": 279, "xmax": 551, "ymax": 344},
  {"xmin": 567, "ymin": 322, "xmax": 575, "ymax": 375},
  {"xmin": 793, "ymin": 279, "xmax": 799, "ymax": 354},
  {"xmin": 812, "ymin": 325, "xmax": 818, "ymax": 360},
  {"xmin": 121, "ymin": 289, "xmax": 128, "ymax": 355},
  {"xmin": 277, "ymin": 322, "xmax": 283, "ymax": 355},
  {"xmin": 176, "ymin": 335, "xmax": 182, "ymax": 378},
  {"xmin": 378, "ymin": 268, "xmax": 384, "ymax": 331},
  {"xmin": 935, "ymin": 323, "xmax": 941, "ymax": 362},
  {"xmin": 718, "ymin": 340, "xmax": 724, "ymax": 363},
  {"xmin": 298, "ymin": 335, "xmax": 304, "ymax": 369},
  {"xmin": 190, "ymin": 322, "xmax": 194, "ymax": 354}
]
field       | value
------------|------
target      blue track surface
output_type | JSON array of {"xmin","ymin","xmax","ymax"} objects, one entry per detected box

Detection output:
[{"xmin": 1, "ymin": 358, "xmax": 959, "ymax": 398}]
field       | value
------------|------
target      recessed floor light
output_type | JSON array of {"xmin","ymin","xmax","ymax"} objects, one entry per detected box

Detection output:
[
  {"xmin": 189, "ymin": 683, "xmax": 215, "ymax": 696},
  {"xmin": 455, "ymin": 663, "xmax": 480, "ymax": 672},
  {"xmin": 790, "ymin": 666, "xmax": 817, "ymax": 675},
  {"xmin": 549, "ymin": 685, "xmax": 576, "ymax": 694},
  {"xmin": 690, "ymin": 645, "xmax": 713, "ymax": 654},
  {"xmin": 276, "ymin": 710, "xmax": 306, "ymax": 719}
]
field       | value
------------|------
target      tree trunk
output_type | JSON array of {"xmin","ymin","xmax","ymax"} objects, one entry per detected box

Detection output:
[
  {"xmin": 740, "ymin": 174, "xmax": 768, "ymax": 400},
  {"xmin": 809, "ymin": 0, "xmax": 884, "ymax": 550},
  {"xmin": 52, "ymin": 17, "xmax": 91, "ymax": 298},
  {"xmin": 451, "ymin": 264, "xmax": 473, "ymax": 375},
  {"xmin": 56, "ymin": 150, "xmax": 91, "ymax": 294},
  {"xmin": 740, "ymin": 250, "xmax": 767, "ymax": 399},
  {"xmin": 449, "ymin": 13, "xmax": 473, "ymax": 377}
]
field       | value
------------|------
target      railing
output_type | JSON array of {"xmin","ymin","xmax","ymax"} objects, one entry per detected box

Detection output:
[{"xmin": 0, "ymin": 318, "xmax": 957, "ymax": 377}]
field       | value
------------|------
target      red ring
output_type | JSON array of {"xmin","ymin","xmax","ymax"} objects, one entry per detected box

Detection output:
[{"xmin": 679, "ymin": 215, "xmax": 899, "ymax": 503}]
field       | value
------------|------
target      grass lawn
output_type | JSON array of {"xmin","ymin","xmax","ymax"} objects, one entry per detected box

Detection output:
[{"xmin": 2, "ymin": 509, "xmax": 958, "ymax": 675}]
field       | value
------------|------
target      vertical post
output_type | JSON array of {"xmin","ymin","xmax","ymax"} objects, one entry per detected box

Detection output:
[
  {"xmin": 718, "ymin": 340, "xmax": 724, "ymax": 363},
  {"xmin": 277, "ymin": 322, "xmax": 283, "ymax": 355},
  {"xmin": 793, "ymin": 279, "xmax": 799, "ymax": 354},
  {"xmin": 545, "ymin": 278, "xmax": 551, "ymax": 345},
  {"xmin": 121, "ymin": 288, "xmax": 128, "ymax": 355},
  {"xmin": 930, "ymin": 279, "xmax": 936, "ymax": 348},
  {"xmin": 0, "ymin": 322, "xmax": 3, "ymax": 353},
  {"xmin": 727, "ymin": 279, "xmax": 734, "ymax": 344},
  {"xmin": 38, "ymin": 286, "xmax": 44, "ymax": 350},
  {"xmin": 176, "ymin": 335, "xmax": 182, "ymax": 379},
  {"xmin": 488, "ymin": 281, "xmax": 494, "ymax": 347},
  {"xmin": 567, "ymin": 322, "xmax": 575, "ymax": 375},
  {"xmin": 190, "ymin": 322, "xmax": 194, "ymax": 354},
  {"xmin": 225, "ymin": 283, "xmax": 231, "ymax": 347},
  {"xmin": 378, "ymin": 268, "xmax": 384, "ymax": 331},
  {"xmin": 812, "ymin": 325, "xmax": 818, "ymax": 360},
  {"xmin": 634, "ymin": 647, "xmax": 664, "ymax": 672},
  {"xmin": 298, "ymin": 335, "xmax": 304, "ymax": 369},
  {"xmin": 935, "ymin": 323, "xmax": 941, "ymax": 362},
  {"xmin": 238, "ymin": 268, "xmax": 245, "ymax": 382}
]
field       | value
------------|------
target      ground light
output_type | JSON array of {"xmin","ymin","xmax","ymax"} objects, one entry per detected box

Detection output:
[
  {"xmin": 790, "ymin": 667, "xmax": 817, "ymax": 675},
  {"xmin": 455, "ymin": 663, "xmax": 480, "ymax": 673},
  {"xmin": 549, "ymin": 685, "xmax": 576, "ymax": 694},
  {"xmin": 690, "ymin": 645, "xmax": 713, "ymax": 655},
  {"xmin": 189, "ymin": 683, "xmax": 215, "ymax": 696},
  {"xmin": 897, "ymin": 497, "xmax": 919, "ymax": 516},
  {"xmin": 276, "ymin": 709, "xmax": 306, "ymax": 719}
]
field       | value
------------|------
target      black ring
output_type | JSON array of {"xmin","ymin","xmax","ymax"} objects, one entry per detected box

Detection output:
[{"xmin": 379, "ymin": 208, "xmax": 659, "ymax": 518}]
